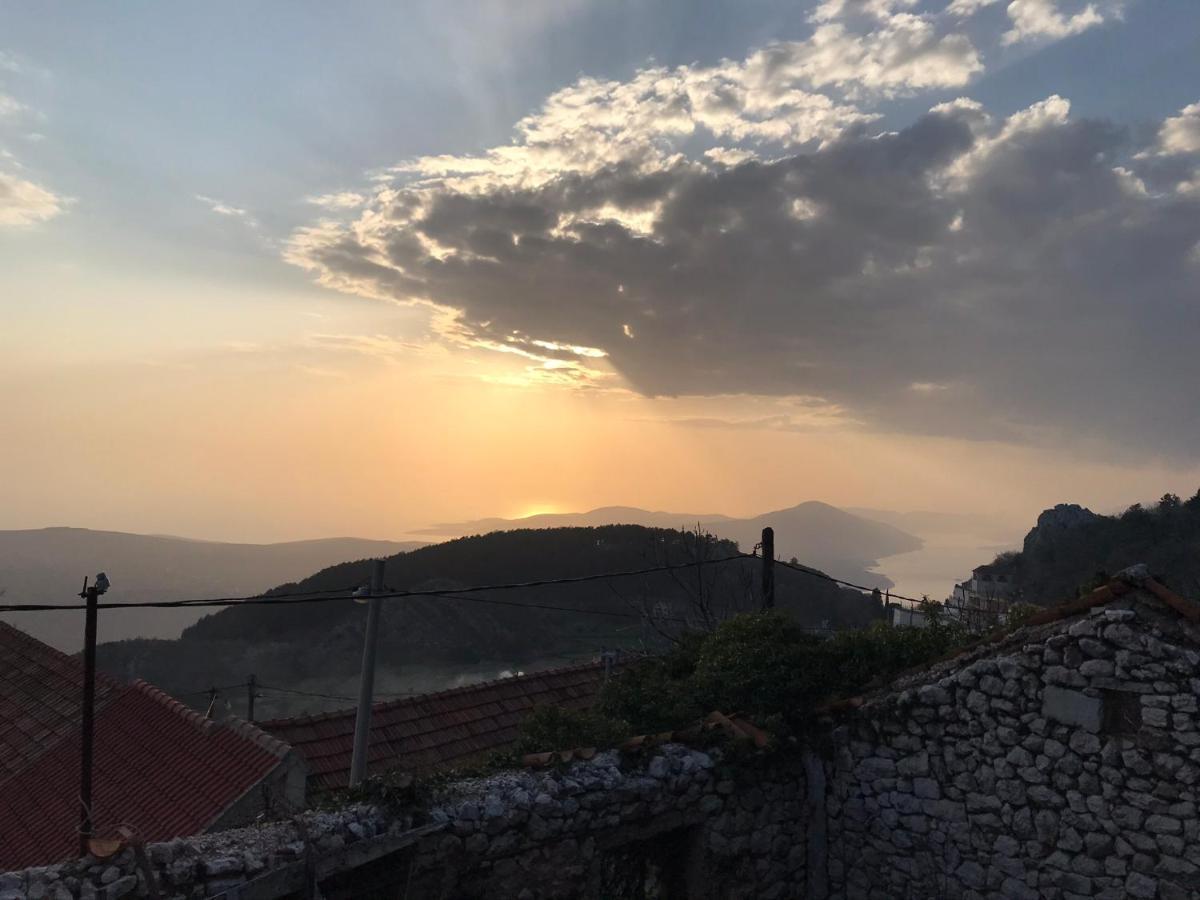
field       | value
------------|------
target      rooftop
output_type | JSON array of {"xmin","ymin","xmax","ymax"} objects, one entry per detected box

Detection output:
[
  {"xmin": 261, "ymin": 661, "xmax": 614, "ymax": 791},
  {"xmin": 0, "ymin": 622, "xmax": 292, "ymax": 870}
]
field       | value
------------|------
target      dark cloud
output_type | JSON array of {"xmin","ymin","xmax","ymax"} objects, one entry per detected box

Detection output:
[{"xmin": 291, "ymin": 97, "xmax": 1200, "ymax": 456}]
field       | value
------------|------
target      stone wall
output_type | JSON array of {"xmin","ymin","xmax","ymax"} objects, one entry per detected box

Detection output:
[
  {"xmin": 0, "ymin": 745, "xmax": 810, "ymax": 900},
  {"xmin": 825, "ymin": 592, "xmax": 1200, "ymax": 899},
  {"xmin": 408, "ymin": 744, "xmax": 808, "ymax": 899}
]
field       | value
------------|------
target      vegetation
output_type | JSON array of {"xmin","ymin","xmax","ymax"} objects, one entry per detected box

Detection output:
[
  {"xmin": 516, "ymin": 705, "xmax": 632, "ymax": 755},
  {"xmin": 986, "ymin": 490, "xmax": 1200, "ymax": 603},
  {"xmin": 588, "ymin": 607, "xmax": 970, "ymax": 743},
  {"xmin": 97, "ymin": 525, "xmax": 883, "ymax": 710}
]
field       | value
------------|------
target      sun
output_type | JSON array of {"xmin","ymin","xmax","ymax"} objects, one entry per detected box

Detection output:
[{"xmin": 514, "ymin": 503, "xmax": 561, "ymax": 519}]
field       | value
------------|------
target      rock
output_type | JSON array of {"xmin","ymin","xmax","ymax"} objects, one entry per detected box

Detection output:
[
  {"xmin": 106, "ymin": 876, "xmax": 138, "ymax": 899},
  {"xmin": 1146, "ymin": 815, "xmax": 1183, "ymax": 835},
  {"xmin": 1125, "ymin": 872, "xmax": 1157, "ymax": 898},
  {"xmin": 1079, "ymin": 659, "xmax": 1115, "ymax": 677},
  {"xmin": 956, "ymin": 860, "xmax": 986, "ymax": 888}
]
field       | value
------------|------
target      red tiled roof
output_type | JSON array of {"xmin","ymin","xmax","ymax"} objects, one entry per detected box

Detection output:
[
  {"xmin": 0, "ymin": 624, "xmax": 291, "ymax": 871},
  {"xmin": 262, "ymin": 662, "xmax": 613, "ymax": 791},
  {"xmin": 0, "ymin": 622, "xmax": 122, "ymax": 781}
]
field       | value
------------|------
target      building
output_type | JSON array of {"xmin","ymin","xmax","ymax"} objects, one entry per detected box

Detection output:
[
  {"xmin": 824, "ymin": 564, "xmax": 1200, "ymax": 898},
  {"xmin": 262, "ymin": 661, "xmax": 614, "ymax": 793},
  {"xmin": 0, "ymin": 622, "xmax": 305, "ymax": 870},
  {"xmin": 947, "ymin": 562, "xmax": 1017, "ymax": 628}
]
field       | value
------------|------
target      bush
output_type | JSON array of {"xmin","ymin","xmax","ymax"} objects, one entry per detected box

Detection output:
[
  {"xmin": 600, "ymin": 611, "xmax": 970, "ymax": 739},
  {"xmin": 516, "ymin": 704, "xmax": 632, "ymax": 754}
]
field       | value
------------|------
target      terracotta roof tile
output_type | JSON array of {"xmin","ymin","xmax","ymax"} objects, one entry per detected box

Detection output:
[
  {"xmin": 262, "ymin": 661, "xmax": 615, "ymax": 791},
  {"xmin": 0, "ymin": 624, "xmax": 293, "ymax": 870}
]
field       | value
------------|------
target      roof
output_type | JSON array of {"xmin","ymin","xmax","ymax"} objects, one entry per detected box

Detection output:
[
  {"xmin": 261, "ymin": 661, "xmax": 613, "ymax": 791},
  {"xmin": 823, "ymin": 564, "xmax": 1200, "ymax": 716},
  {"xmin": 0, "ymin": 623, "xmax": 291, "ymax": 870},
  {"xmin": 0, "ymin": 621, "xmax": 122, "ymax": 781}
]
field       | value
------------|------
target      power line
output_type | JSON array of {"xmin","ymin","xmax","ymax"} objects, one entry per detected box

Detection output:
[
  {"xmin": 256, "ymin": 683, "xmax": 419, "ymax": 703},
  {"xmin": 0, "ymin": 555, "xmax": 751, "ymax": 614},
  {"xmin": 758, "ymin": 553, "xmax": 925, "ymax": 606},
  {"xmin": 415, "ymin": 589, "xmax": 694, "ymax": 623}
]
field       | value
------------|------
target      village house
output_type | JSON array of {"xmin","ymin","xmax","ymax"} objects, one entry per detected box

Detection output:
[{"xmin": 0, "ymin": 622, "xmax": 306, "ymax": 870}]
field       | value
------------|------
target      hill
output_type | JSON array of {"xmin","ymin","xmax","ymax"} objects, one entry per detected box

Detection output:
[
  {"xmin": 415, "ymin": 501, "xmax": 921, "ymax": 588},
  {"xmin": 95, "ymin": 525, "xmax": 884, "ymax": 717},
  {"xmin": 975, "ymin": 492, "xmax": 1200, "ymax": 603},
  {"xmin": 0, "ymin": 528, "xmax": 423, "ymax": 651}
]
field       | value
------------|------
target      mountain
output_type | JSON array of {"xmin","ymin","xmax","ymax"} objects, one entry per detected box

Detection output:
[
  {"xmin": 970, "ymin": 492, "xmax": 1200, "ymax": 604},
  {"xmin": 95, "ymin": 525, "xmax": 886, "ymax": 717},
  {"xmin": 416, "ymin": 501, "xmax": 921, "ymax": 588},
  {"xmin": 0, "ymin": 528, "xmax": 424, "ymax": 651}
]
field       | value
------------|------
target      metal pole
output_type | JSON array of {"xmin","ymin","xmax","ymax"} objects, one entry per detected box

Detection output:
[
  {"xmin": 247, "ymin": 674, "xmax": 257, "ymax": 722},
  {"xmin": 349, "ymin": 559, "xmax": 386, "ymax": 787},
  {"xmin": 761, "ymin": 527, "xmax": 775, "ymax": 611},
  {"xmin": 79, "ymin": 583, "xmax": 98, "ymax": 857}
]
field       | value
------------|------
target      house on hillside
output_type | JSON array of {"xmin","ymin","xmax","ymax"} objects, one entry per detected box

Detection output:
[
  {"xmin": 825, "ymin": 564, "xmax": 1200, "ymax": 898},
  {"xmin": 0, "ymin": 622, "xmax": 306, "ymax": 870},
  {"xmin": 948, "ymin": 563, "xmax": 1018, "ymax": 628},
  {"xmin": 262, "ymin": 661, "xmax": 614, "ymax": 793}
]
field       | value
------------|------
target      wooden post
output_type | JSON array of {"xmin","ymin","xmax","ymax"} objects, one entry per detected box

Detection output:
[
  {"xmin": 247, "ymin": 674, "xmax": 257, "ymax": 722},
  {"xmin": 761, "ymin": 527, "xmax": 775, "ymax": 610},
  {"xmin": 349, "ymin": 559, "xmax": 386, "ymax": 787},
  {"xmin": 78, "ymin": 581, "xmax": 99, "ymax": 857}
]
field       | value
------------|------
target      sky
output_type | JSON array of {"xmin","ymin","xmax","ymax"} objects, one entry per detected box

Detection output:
[{"xmin": 1, "ymin": 0, "xmax": 1199, "ymax": 544}]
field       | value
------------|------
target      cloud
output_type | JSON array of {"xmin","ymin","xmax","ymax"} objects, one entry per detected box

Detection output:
[
  {"xmin": 1156, "ymin": 102, "xmax": 1200, "ymax": 156},
  {"xmin": 1002, "ymin": 0, "xmax": 1109, "ymax": 45},
  {"xmin": 195, "ymin": 194, "xmax": 251, "ymax": 218},
  {"xmin": 0, "ymin": 93, "xmax": 24, "ymax": 117},
  {"xmin": 306, "ymin": 192, "xmax": 368, "ymax": 211},
  {"xmin": 0, "ymin": 170, "xmax": 64, "ymax": 226},
  {"xmin": 379, "ymin": 4, "xmax": 989, "ymax": 199},
  {"xmin": 289, "ymin": 91, "xmax": 1200, "ymax": 457}
]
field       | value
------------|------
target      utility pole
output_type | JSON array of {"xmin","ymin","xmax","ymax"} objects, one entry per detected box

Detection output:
[
  {"xmin": 761, "ymin": 527, "xmax": 775, "ymax": 611},
  {"xmin": 246, "ymin": 674, "xmax": 257, "ymax": 722},
  {"xmin": 349, "ymin": 559, "xmax": 386, "ymax": 787},
  {"xmin": 78, "ymin": 572, "xmax": 108, "ymax": 857}
]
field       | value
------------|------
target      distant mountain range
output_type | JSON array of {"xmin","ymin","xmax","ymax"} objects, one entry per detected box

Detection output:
[
  {"xmin": 415, "ymin": 501, "xmax": 922, "ymax": 587},
  {"xmin": 0, "ymin": 528, "xmax": 424, "ymax": 651}
]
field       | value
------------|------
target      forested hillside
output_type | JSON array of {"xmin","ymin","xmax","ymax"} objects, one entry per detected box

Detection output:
[
  {"xmin": 981, "ymin": 492, "xmax": 1200, "ymax": 604},
  {"xmin": 96, "ymin": 525, "xmax": 882, "ymax": 715}
]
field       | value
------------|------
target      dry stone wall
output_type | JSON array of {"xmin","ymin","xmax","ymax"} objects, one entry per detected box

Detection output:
[
  {"xmin": 825, "ymin": 592, "xmax": 1200, "ymax": 899},
  {"xmin": 408, "ymin": 743, "xmax": 808, "ymax": 899},
  {"xmin": 0, "ymin": 745, "xmax": 810, "ymax": 900}
]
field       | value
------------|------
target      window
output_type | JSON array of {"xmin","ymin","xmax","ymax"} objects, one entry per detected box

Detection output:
[{"xmin": 1101, "ymin": 689, "xmax": 1142, "ymax": 736}]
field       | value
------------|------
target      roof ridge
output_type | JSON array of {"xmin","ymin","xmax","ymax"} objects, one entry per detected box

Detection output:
[
  {"xmin": 128, "ymin": 679, "xmax": 293, "ymax": 756},
  {"xmin": 0, "ymin": 619, "xmax": 122, "ymax": 689},
  {"xmin": 128, "ymin": 679, "xmax": 217, "ymax": 735},
  {"xmin": 258, "ymin": 659, "xmax": 610, "ymax": 729},
  {"xmin": 0, "ymin": 619, "xmax": 75, "ymax": 665},
  {"xmin": 217, "ymin": 713, "xmax": 293, "ymax": 758}
]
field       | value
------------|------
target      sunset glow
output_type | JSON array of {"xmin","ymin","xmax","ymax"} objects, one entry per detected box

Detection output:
[{"xmin": 1, "ymin": 2, "xmax": 1198, "ymax": 543}]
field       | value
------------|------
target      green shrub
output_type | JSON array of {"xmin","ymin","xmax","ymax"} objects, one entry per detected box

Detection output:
[
  {"xmin": 600, "ymin": 611, "xmax": 970, "ymax": 739},
  {"xmin": 516, "ymin": 704, "xmax": 632, "ymax": 754}
]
